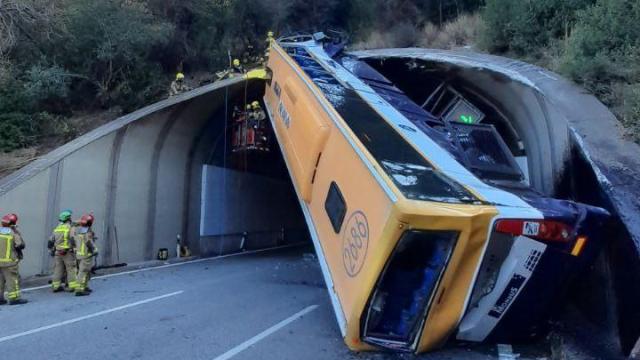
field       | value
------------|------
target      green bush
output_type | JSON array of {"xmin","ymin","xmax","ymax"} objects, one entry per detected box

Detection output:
[
  {"xmin": 0, "ymin": 112, "xmax": 42, "ymax": 152},
  {"xmin": 624, "ymin": 84, "xmax": 640, "ymax": 142},
  {"xmin": 479, "ymin": 0, "xmax": 594, "ymax": 57},
  {"xmin": 560, "ymin": 0, "xmax": 640, "ymax": 87},
  {"xmin": 23, "ymin": 64, "xmax": 71, "ymax": 113}
]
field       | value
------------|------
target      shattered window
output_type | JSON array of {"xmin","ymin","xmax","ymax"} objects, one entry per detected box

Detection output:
[{"xmin": 287, "ymin": 46, "xmax": 478, "ymax": 204}]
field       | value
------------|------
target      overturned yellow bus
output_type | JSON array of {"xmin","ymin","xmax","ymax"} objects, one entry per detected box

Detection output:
[{"xmin": 262, "ymin": 34, "xmax": 609, "ymax": 353}]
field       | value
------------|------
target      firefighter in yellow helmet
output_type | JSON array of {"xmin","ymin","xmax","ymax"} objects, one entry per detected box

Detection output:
[
  {"xmin": 74, "ymin": 214, "xmax": 98, "ymax": 296},
  {"xmin": 230, "ymin": 59, "xmax": 245, "ymax": 77},
  {"xmin": 48, "ymin": 210, "xmax": 78, "ymax": 292},
  {"xmin": 0, "ymin": 214, "xmax": 27, "ymax": 305},
  {"xmin": 265, "ymin": 31, "xmax": 275, "ymax": 59},
  {"xmin": 251, "ymin": 101, "xmax": 266, "ymax": 122},
  {"xmin": 169, "ymin": 72, "xmax": 191, "ymax": 97}
]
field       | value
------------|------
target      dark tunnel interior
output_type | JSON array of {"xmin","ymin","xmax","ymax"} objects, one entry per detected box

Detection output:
[{"xmin": 196, "ymin": 81, "xmax": 309, "ymax": 256}]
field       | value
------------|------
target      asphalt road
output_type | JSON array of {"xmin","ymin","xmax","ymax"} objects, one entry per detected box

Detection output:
[{"xmin": 0, "ymin": 245, "xmax": 547, "ymax": 360}]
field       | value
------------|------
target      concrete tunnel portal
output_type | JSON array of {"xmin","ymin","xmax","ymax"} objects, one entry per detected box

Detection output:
[
  {"xmin": 0, "ymin": 77, "xmax": 308, "ymax": 279},
  {"xmin": 1, "ymin": 48, "xmax": 640, "ymax": 355}
]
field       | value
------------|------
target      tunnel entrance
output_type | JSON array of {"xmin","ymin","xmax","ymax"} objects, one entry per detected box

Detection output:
[
  {"xmin": 195, "ymin": 82, "xmax": 309, "ymax": 256},
  {"xmin": 363, "ymin": 57, "xmax": 531, "ymax": 185},
  {"xmin": 361, "ymin": 55, "xmax": 640, "ymax": 356}
]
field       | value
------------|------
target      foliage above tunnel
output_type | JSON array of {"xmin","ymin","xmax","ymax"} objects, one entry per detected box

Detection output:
[{"xmin": 0, "ymin": 0, "xmax": 638, "ymax": 153}]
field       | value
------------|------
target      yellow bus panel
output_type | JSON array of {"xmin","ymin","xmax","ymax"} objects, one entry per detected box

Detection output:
[{"xmin": 264, "ymin": 40, "xmax": 498, "ymax": 353}]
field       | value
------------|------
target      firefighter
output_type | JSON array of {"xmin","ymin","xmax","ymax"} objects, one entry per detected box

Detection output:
[
  {"xmin": 231, "ymin": 59, "xmax": 245, "ymax": 76},
  {"xmin": 74, "ymin": 214, "xmax": 97, "ymax": 296},
  {"xmin": 48, "ymin": 210, "xmax": 78, "ymax": 292},
  {"xmin": 266, "ymin": 31, "xmax": 274, "ymax": 45},
  {"xmin": 0, "ymin": 213, "xmax": 27, "ymax": 305},
  {"xmin": 169, "ymin": 72, "xmax": 191, "ymax": 97},
  {"xmin": 251, "ymin": 101, "xmax": 266, "ymax": 122},
  {"xmin": 265, "ymin": 31, "xmax": 274, "ymax": 59}
]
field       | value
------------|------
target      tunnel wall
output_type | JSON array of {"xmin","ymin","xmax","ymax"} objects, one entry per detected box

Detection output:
[
  {"xmin": 0, "ymin": 78, "xmax": 304, "ymax": 279},
  {"xmin": 200, "ymin": 165, "xmax": 304, "ymax": 236},
  {"xmin": 355, "ymin": 48, "xmax": 640, "ymax": 355}
]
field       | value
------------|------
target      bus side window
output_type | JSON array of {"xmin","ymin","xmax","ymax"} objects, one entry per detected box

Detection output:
[{"xmin": 325, "ymin": 181, "xmax": 347, "ymax": 234}]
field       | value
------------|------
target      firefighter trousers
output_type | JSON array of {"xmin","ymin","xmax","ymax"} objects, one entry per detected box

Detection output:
[
  {"xmin": 0, "ymin": 265, "xmax": 21, "ymax": 301},
  {"xmin": 75, "ymin": 257, "xmax": 93, "ymax": 292},
  {"xmin": 52, "ymin": 252, "xmax": 77, "ymax": 290}
]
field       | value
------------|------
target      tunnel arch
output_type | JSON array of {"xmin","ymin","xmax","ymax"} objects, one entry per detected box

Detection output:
[
  {"xmin": 0, "ymin": 77, "xmax": 305, "ymax": 277},
  {"xmin": 353, "ymin": 48, "xmax": 640, "ymax": 354}
]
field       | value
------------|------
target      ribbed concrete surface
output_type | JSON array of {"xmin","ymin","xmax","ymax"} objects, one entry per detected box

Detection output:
[{"xmin": 0, "ymin": 77, "xmax": 296, "ymax": 278}]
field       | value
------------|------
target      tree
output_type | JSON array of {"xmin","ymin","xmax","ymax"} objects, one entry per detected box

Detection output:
[
  {"xmin": 0, "ymin": 0, "xmax": 58, "ymax": 57},
  {"xmin": 56, "ymin": 0, "xmax": 173, "ymax": 108}
]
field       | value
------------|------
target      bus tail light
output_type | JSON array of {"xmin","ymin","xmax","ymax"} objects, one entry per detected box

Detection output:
[{"xmin": 495, "ymin": 219, "xmax": 572, "ymax": 243}]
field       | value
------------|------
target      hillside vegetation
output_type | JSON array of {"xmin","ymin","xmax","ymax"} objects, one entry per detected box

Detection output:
[{"xmin": 0, "ymin": 0, "xmax": 637, "ymax": 157}]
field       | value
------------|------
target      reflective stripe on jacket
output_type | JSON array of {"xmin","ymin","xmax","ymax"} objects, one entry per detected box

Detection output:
[
  {"xmin": 52, "ymin": 223, "xmax": 73, "ymax": 250},
  {"xmin": 75, "ymin": 227, "xmax": 96, "ymax": 259},
  {"xmin": 0, "ymin": 227, "xmax": 21, "ymax": 266}
]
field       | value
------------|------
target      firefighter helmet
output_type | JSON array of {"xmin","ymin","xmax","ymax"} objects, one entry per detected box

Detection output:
[
  {"xmin": 233, "ymin": 59, "xmax": 241, "ymax": 67},
  {"xmin": 246, "ymin": 104, "xmax": 252, "ymax": 110},
  {"xmin": 251, "ymin": 101, "xmax": 260, "ymax": 109},
  {"xmin": 176, "ymin": 72, "xmax": 185, "ymax": 80},
  {"xmin": 80, "ymin": 214, "xmax": 95, "ymax": 227},
  {"xmin": 1, "ymin": 213, "xmax": 18, "ymax": 226},
  {"xmin": 59, "ymin": 210, "xmax": 72, "ymax": 222},
  {"xmin": 267, "ymin": 31, "xmax": 274, "ymax": 38}
]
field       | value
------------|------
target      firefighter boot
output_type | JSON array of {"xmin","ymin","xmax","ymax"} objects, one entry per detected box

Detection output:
[
  {"xmin": 75, "ymin": 290, "xmax": 90, "ymax": 297},
  {"xmin": 8, "ymin": 298, "xmax": 28, "ymax": 305}
]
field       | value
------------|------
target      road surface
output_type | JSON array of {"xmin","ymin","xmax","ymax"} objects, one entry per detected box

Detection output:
[{"xmin": 0, "ymin": 245, "xmax": 548, "ymax": 360}]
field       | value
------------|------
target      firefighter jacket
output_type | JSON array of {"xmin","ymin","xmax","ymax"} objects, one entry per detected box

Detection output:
[
  {"xmin": 74, "ymin": 227, "xmax": 97, "ymax": 260},
  {"xmin": 50, "ymin": 222, "xmax": 74, "ymax": 252},
  {"xmin": 0, "ymin": 226, "xmax": 25, "ymax": 267}
]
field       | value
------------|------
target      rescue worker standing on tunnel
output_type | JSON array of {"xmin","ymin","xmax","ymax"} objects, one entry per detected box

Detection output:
[
  {"xmin": 265, "ymin": 31, "xmax": 275, "ymax": 59},
  {"xmin": 169, "ymin": 72, "xmax": 191, "ymax": 97},
  {"xmin": 0, "ymin": 213, "xmax": 27, "ymax": 305},
  {"xmin": 48, "ymin": 210, "xmax": 78, "ymax": 292},
  {"xmin": 230, "ymin": 59, "xmax": 245, "ymax": 77},
  {"xmin": 74, "ymin": 214, "xmax": 97, "ymax": 297}
]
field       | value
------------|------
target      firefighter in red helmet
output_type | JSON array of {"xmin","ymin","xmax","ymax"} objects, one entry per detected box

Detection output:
[
  {"xmin": 0, "ymin": 213, "xmax": 27, "ymax": 305},
  {"xmin": 74, "ymin": 214, "xmax": 97, "ymax": 296}
]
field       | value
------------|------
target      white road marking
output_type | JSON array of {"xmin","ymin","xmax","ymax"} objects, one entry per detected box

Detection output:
[
  {"xmin": 212, "ymin": 304, "xmax": 319, "ymax": 360},
  {"xmin": 23, "ymin": 243, "xmax": 305, "ymax": 292},
  {"xmin": 0, "ymin": 291, "xmax": 184, "ymax": 343}
]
